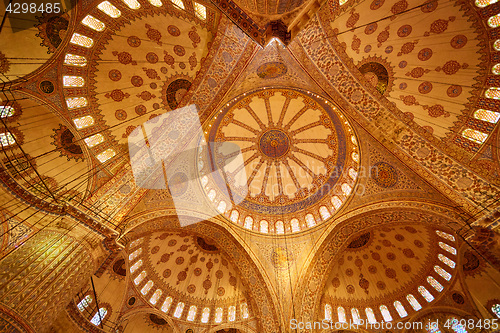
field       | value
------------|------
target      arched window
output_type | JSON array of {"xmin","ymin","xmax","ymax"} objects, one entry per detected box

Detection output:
[
  {"xmin": 438, "ymin": 254, "xmax": 456, "ymax": 268},
  {"xmin": 134, "ymin": 270, "xmax": 146, "ymax": 285},
  {"xmin": 337, "ymin": 306, "xmax": 347, "ymax": 323},
  {"xmin": 141, "ymin": 280, "xmax": 154, "ymax": 295},
  {"xmin": 214, "ymin": 307, "xmax": 223, "ymax": 323},
  {"xmin": 130, "ymin": 259, "xmax": 143, "ymax": 274},
  {"xmin": 325, "ymin": 304, "xmax": 332, "ymax": 321},
  {"xmin": 450, "ymin": 318, "xmax": 468, "ymax": 333},
  {"xmin": 70, "ymin": 33, "xmax": 94, "ymax": 48},
  {"xmin": 462, "ymin": 129, "xmax": 488, "ymax": 144},
  {"xmin": 485, "ymin": 87, "xmax": 500, "ymax": 99},
  {"xmin": 96, "ymin": 149, "xmax": 115, "ymax": 163},
  {"xmin": 305, "ymin": 214, "xmax": 316, "ymax": 227},
  {"xmin": 241, "ymin": 302, "xmax": 249, "ymax": 319},
  {"xmin": 349, "ymin": 168, "xmax": 358, "ymax": 180},
  {"xmin": 493, "ymin": 64, "xmax": 500, "ymax": 75},
  {"xmin": 174, "ymin": 302, "xmax": 184, "ymax": 318},
  {"xmin": 319, "ymin": 206, "xmax": 331, "ymax": 220},
  {"xmin": 84, "ymin": 134, "xmax": 104, "ymax": 148},
  {"xmin": 380, "ymin": 305, "xmax": 392, "ymax": 322},
  {"xmin": 439, "ymin": 242, "xmax": 457, "ymax": 255},
  {"xmin": 407, "ymin": 294, "xmax": 422, "ymax": 311},
  {"xmin": 97, "ymin": 1, "xmax": 121, "ymax": 17},
  {"xmin": 228, "ymin": 305, "xmax": 236, "ymax": 321},
  {"xmin": 217, "ymin": 201, "xmax": 226, "ymax": 213},
  {"xmin": 488, "ymin": 14, "xmax": 500, "ymax": 28},
  {"xmin": 66, "ymin": 97, "xmax": 88, "ymax": 109},
  {"xmin": 208, "ymin": 189, "xmax": 216, "ymax": 201},
  {"xmin": 148, "ymin": 0, "xmax": 163, "ymax": 6},
  {"xmin": 434, "ymin": 265, "xmax": 452, "ymax": 281},
  {"xmin": 351, "ymin": 308, "xmax": 361, "ymax": 324},
  {"xmin": 290, "ymin": 218, "xmax": 300, "ymax": 232},
  {"xmin": 201, "ymin": 176, "xmax": 208, "ymax": 187},
  {"xmin": 492, "ymin": 304, "xmax": 500, "ymax": 318},
  {"xmin": 276, "ymin": 221, "xmax": 285, "ymax": 234},
  {"xmin": 149, "ymin": 289, "xmax": 162, "ymax": 305},
  {"xmin": 0, "ymin": 106, "xmax": 14, "ymax": 118},
  {"xmin": 244, "ymin": 216, "xmax": 253, "ymax": 230},
  {"xmin": 394, "ymin": 301, "xmax": 407, "ymax": 318},
  {"xmin": 474, "ymin": 109, "xmax": 500, "ymax": 123},
  {"xmin": 260, "ymin": 220, "xmax": 268, "ymax": 233},
  {"xmin": 161, "ymin": 297, "xmax": 173, "ymax": 313},
  {"xmin": 475, "ymin": 0, "xmax": 498, "ymax": 7},
  {"xmin": 331, "ymin": 196, "xmax": 342, "ymax": 210},
  {"xmin": 129, "ymin": 248, "xmax": 142, "ymax": 261},
  {"xmin": 427, "ymin": 276, "xmax": 443, "ymax": 292},
  {"xmin": 495, "ymin": 39, "xmax": 500, "ymax": 51},
  {"xmin": 201, "ymin": 307, "xmax": 210, "ymax": 323},
  {"xmin": 81, "ymin": 15, "xmax": 105, "ymax": 31},
  {"xmin": 129, "ymin": 238, "xmax": 143, "ymax": 249},
  {"xmin": 73, "ymin": 116, "xmax": 94, "ymax": 129},
  {"xmin": 418, "ymin": 286, "xmax": 434, "ymax": 302},
  {"xmin": 352, "ymin": 152, "xmax": 359, "ymax": 162},
  {"xmin": 342, "ymin": 183, "xmax": 352, "ymax": 195},
  {"xmin": 436, "ymin": 230, "xmax": 455, "ymax": 242},
  {"xmin": 90, "ymin": 308, "xmax": 108, "ymax": 326},
  {"xmin": 230, "ymin": 210, "xmax": 239, "ymax": 223},
  {"xmin": 427, "ymin": 321, "xmax": 441, "ymax": 333},
  {"xmin": 194, "ymin": 2, "xmax": 207, "ymax": 20},
  {"xmin": 77, "ymin": 295, "xmax": 93, "ymax": 311},
  {"xmin": 187, "ymin": 305, "xmax": 197, "ymax": 321},
  {"xmin": 0, "ymin": 132, "xmax": 16, "ymax": 147},
  {"xmin": 171, "ymin": 0, "xmax": 185, "ymax": 9},
  {"xmin": 365, "ymin": 307, "xmax": 376, "ymax": 324},
  {"xmin": 64, "ymin": 54, "xmax": 87, "ymax": 67},
  {"xmin": 122, "ymin": 0, "xmax": 141, "ymax": 9}
]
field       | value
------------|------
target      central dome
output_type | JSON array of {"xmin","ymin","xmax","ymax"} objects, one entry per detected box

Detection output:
[{"xmin": 201, "ymin": 88, "xmax": 359, "ymax": 234}]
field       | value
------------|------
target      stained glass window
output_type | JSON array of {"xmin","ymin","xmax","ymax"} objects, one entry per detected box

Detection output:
[
  {"xmin": 436, "ymin": 230, "xmax": 455, "ymax": 242},
  {"xmin": 230, "ymin": 210, "xmax": 239, "ymax": 223},
  {"xmin": 64, "ymin": 54, "xmax": 87, "ymax": 67},
  {"xmin": 171, "ymin": 0, "xmax": 185, "ymax": 9},
  {"xmin": 0, "ymin": 106, "xmax": 14, "ymax": 118},
  {"xmin": 134, "ymin": 270, "xmax": 146, "ymax": 285},
  {"xmin": 84, "ymin": 134, "xmax": 104, "ymax": 148},
  {"xmin": 129, "ymin": 238, "xmax": 143, "ymax": 249},
  {"xmin": 148, "ymin": 0, "xmax": 163, "ymax": 6},
  {"xmin": 96, "ymin": 149, "xmax": 115, "ymax": 163},
  {"xmin": 260, "ymin": 220, "xmax": 268, "ymax": 233},
  {"xmin": 407, "ymin": 294, "xmax": 422, "ymax": 311},
  {"xmin": 208, "ymin": 189, "xmax": 216, "ymax": 201},
  {"xmin": 276, "ymin": 221, "xmax": 284, "ymax": 234},
  {"xmin": 81, "ymin": 15, "xmax": 105, "ymax": 31},
  {"xmin": 475, "ymin": 0, "xmax": 498, "ymax": 7},
  {"xmin": 0, "ymin": 132, "xmax": 15, "ymax": 147},
  {"xmin": 352, "ymin": 152, "xmax": 359, "ymax": 162},
  {"xmin": 63, "ymin": 76, "xmax": 85, "ymax": 87},
  {"xmin": 149, "ymin": 289, "xmax": 162, "ymax": 305},
  {"xmin": 70, "ymin": 33, "xmax": 94, "ymax": 48},
  {"xmin": 351, "ymin": 308, "xmax": 361, "ymax": 324},
  {"xmin": 418, "ymin": 286, "xmax": 434, "ymax": 302},
  {"xmin": 194, "ymin": 2, "xmax": 206, "ymax": 20},
  {"xmin": 98, "ymin": 1, "xmax": 121, "ymax": 17},
  {"xmin": 161, "ymin": 296, "xmax": 172, "ymax": 312},
  {"xmin": 174, "ymin": 302, "xmax": 184, "ymax": 318},
  {"xmin": 427, "ymin": 321, "xmax": 441, "ymax": 333},
  {"xmin": 305, "ymin": 214, "xmax": 316, "ymax": 227},
  {"xmin": 66, "ymin": 97, "xmax": 88, "ymax": 109},
  {"xmin": 214, "ymin": 307, "xmax": 223, "ymax": 323},
  {"xmin": 141, "ymin": 280, "xmax": 153, "ymax": 295},
  {"xmin": 324, "ymin": 304, "xmax": 332, "ymax": 321},
  {"xmin": 394, "ymin": 301, "xmax": 407, "ymax": 318},
  {"xmin": 319, "ymin": 206, "xmax": 331, "ymax": 220},
  {"xmin": 427, "ymin": 276, "xmax": 443, "ymax": 292},
  {"xmin": 338, "ymin": 306, "xmax": 346, "ymax": 323},
  {"xmin": 122, "ymin": 0, "xmax": 140, "ymax": 8},
  {"xmin": 201, "ymin": 175, "xmax": 208, "ymax": 187},
  {"xmin": 331, "ymin": 196, "xmax": 342, "ymax": 209},
  {"xmin": 438, "ymin": 254, "xmax": 456, "ymax": 268},
  {"xmin": 492, "ymin": 64, "xmax": 500, "ymax": 75},
  {"xmin": 342, "ymin": 183, "xmax": 352, "ymax": 195},
  {"xmin": 187, "ymin": 305, "xmax": 197, "ymax": 321},
  {"xmin": 241, "ymin": 302, "xmax": 249, "ymax": 319},
  {"xmin": 492, "ymin": 304, "xmax": 500, "ymax": 318},
  {"xmin": 129, "ymin": 248, "xmax": 142, "ymax": 261},
  {"xmin": 495, "ymin": 39, "xmax": 500, "ymax": 51},
  {"xmin": 366, "ymin": 308, "xmax": 376, "ymax": 324},
  {"xmin": 91, "ymin": 308, "xmax": 107, "ymax": 326},
  {"xmin": 291, "ymin": 218, "xmax": 300, "ymax": 232},
  {"xmin": 201, "ymin": 307, "xmax": 210, "ymax": 323},
  {"xmin": 217, "ymin": 200, "xmax": 226, "ymax": 213},
  {"xmin": 77, "ymin": 295, "xmax": 92, "ymax": 311},
  {"xmin": 451, "ymin": 318, "xmax": 468, "ymax": 333},
  {"xmin": 439, "ymin": 242, "xmax": 457, "ymax": 255},
  {"xmin": 73, "ymin": 116, "xmax": 94, "ymax": 129},
  {"xmin": 351, "ymin": 135, "xmax": 357, "ymax": 145},
  {"xmin": 434, "ymin": 265, "xmax": 452, "ymax": 281},
  {"xmin": 244, "ymin": 216, "xmax": 253, "ymax": 230},
  {"xmin": 474, "ymin": 109, "xmax": 500, "ymax": 123},
  {"xmin": 485, "ymin": 87, "xmax": 500, "ymax": 99},
  {"xmin": 380, "ymin": 305, "xmax": 392, "ymax": 322},
  {"xmin": 228, "ymin": 305, "xmax": 236, "ymax": 322},
  {"xmin": 462, "ymin": 129, "xmax": 488, "ymax": 144},
  {"xmin": 349, "ymin": 168, "xmax": 358, "ymax": 180},
  {"xmin": 488, "ymin": 14, "xmax": 500, "ymax": 28}
]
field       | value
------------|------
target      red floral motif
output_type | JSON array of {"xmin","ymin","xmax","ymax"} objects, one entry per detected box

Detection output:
[
  {"xmin": 131, "ymin": 75, "xmax": 143, "ymax": 87},
  {"xmin": 405, "ymin": 67, "xmax": 430, "ymax": 78},
  {"xmin": 167, "ymin": 25, "xmax": 181, "ymax": 36},
  {"xmin": 385, "ymin": 268, "xmax": 396, "ymax": 278},
  {"xmin": 189, "ymin": 52, "xmax": 197, "ymax": 70},
  {"xmin": 421, "ymin": 0, "xmax": 438, "ymax": 12},
  {"xmin": 332, "ymin": 277, "xmax": 340, "ymax": 287},
  {"xmin": 173, "ymin": 45, "xmax": 185, "ymax": 57},
  {"xmin": 108, "ymin": 69, "xmax": 121, "ymax": 81},
  {"xmin": 146, "ymin": 52, "xmax": 159, "ymax": 64},
  {"xmin": 447, "ymin": 85, "xmax": 462, "ymax": 97},
  {"xmin": 145, "ymin": 24, "xmax": 162, "ymax": 45},
  {"xmin": 135, "ymin": 105, "xmax": 147, "ymax": 115},
  {"xmin": 364, "ymin": 22, "xmax": 378, "ymax": 35},
  {"xmin": 376, "ymin": 281, "xmax": 386, "ymax": 290},
  {"xmin": 127, "ymin": 36, "xmax": 141, "ymax": 47},
  {"xmin": 359, "ymin": 277, "xmax": 369, "ymax": 292},
  {"xmin": 346, "ymin": 9, "xmax": 360, "ymax": 28},
  {"xmin": 188, "ymin": 27, "xmax": 200, "ymax": 48},
  {"xmin": 105, "ymin": 89, "xmax": 130, "ymax": 102},
  {"xmin": 418, "ymin": 81, "xmax": 433, "ymax": 94},
  {"xmin": 142, "ymin": 67, "xmax": 160, "ymax": 80},
  {"xmin": 391, "ymin": 0, "xmax": 408, "ymax": 16},
  {"xmin": 400, "ymin": 95, "xmax": 419, "ymax": 106},
  {"xmin": 217, "ymin": 287, "xmax": 225, "ymax": 296},
  {"xmin": 203, "ymin": 277, "xmax": 212, "ymax": 293},
  {"xmin": 115, "ymin": 109, "xmax": 127, "ymax": 120},
  {"xmin": 351, "ymin": 35, "xmax": 361, "ymax": 53},
  {"xmin": 422, "ymin": 125, "xmax": 434, "ymax": 134},
  {"xmin": 122, "ymin": 125, "xmax": 137, "ymax": 138},
  {"xmin": 377, "ymin": 27, "xmax": 390, "ymax": 47},
  {"xmin": 112, "ymin": 51, "xmax": 137, "ymax": 65},
  {"xmin": 137, "ymin": 91, "xmax": 156, "ymax": 101},
  {"xmin": 164, "ymin": 51, "xmax": 175, "ymax": 69},
  {"xmin": 417, "ymin": 47, "xmax": 433, "ymax": 61},
  {"xmin": 397, "ymin": 40, "xmax": 418, "ymax": 56},
  {"xmin": 370, "ymin": 0, "xmax": 384, "ymax": 10},
  {"xmin": 450, "ymin": 35, "xmax": 467, "ymax": 49},
  {"xmin": 424, "ymin": 17, "xmax": 455, "ymax": 36},
  {"xmin": 423, "ymin": 104, "xmax": 450, "ymax": 117},
  {"xmin": 436, "ymin": 60, "xmax": 467, "ymax": 75},
  {"xmin": 187, "ymin": 284, "xmax": 196, "ymax": 293},
  {"xmin": 402, "ymin": 248, "xmax": 414, "ymax": 258},
  {"xmin": 346, "ymin": 285, "xmax": 355, "ymax": 294},
  {"xmin": 397, "ymin": 24, "xmax": 412, "ymax": 37}
]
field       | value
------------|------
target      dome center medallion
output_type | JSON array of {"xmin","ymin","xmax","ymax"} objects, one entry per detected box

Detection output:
[{"xmin": 259, "ymin": 129, "xmax": 290, "ymax": 158}]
